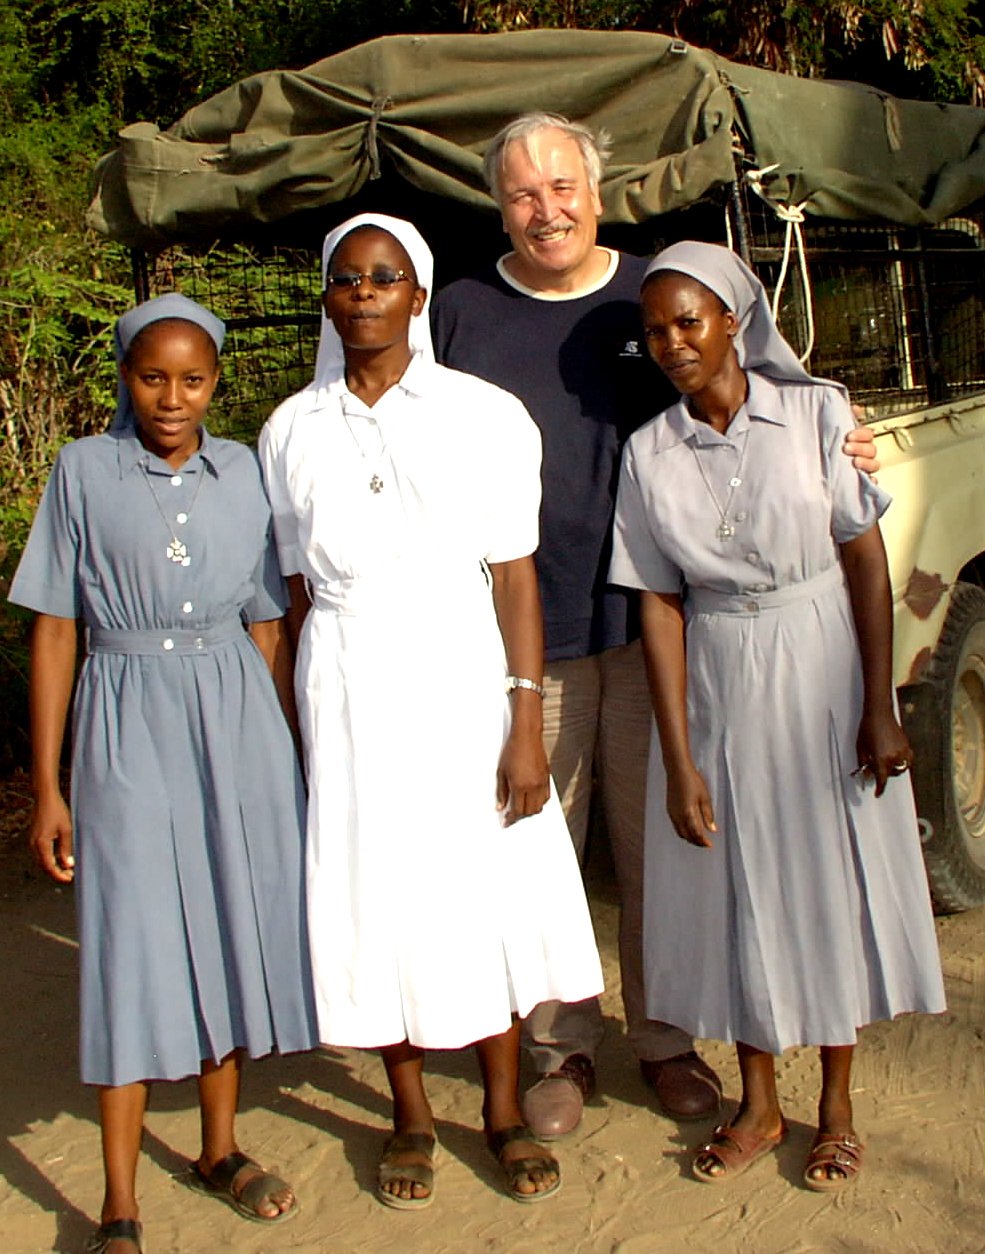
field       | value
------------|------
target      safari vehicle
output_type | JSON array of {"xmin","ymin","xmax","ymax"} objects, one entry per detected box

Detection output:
[{"xmin": 88, "ymin": 29, "xmax": 985, "ymax": 910}]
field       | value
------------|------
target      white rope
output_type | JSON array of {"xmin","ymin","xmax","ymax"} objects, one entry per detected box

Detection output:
[{"xmin": 744, "ymin": 167, "xmax": 816, "ymax": 364}]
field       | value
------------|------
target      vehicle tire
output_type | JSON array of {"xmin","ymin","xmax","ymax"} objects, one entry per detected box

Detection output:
[{"xmin": 899, "ymin": 581, "xmax": 985, "ymax": 913}]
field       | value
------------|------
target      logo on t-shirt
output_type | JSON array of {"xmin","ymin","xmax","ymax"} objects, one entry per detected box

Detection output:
[{"xmin": 619, "ymin": 340, "xmax": 643, "ymax": 358}]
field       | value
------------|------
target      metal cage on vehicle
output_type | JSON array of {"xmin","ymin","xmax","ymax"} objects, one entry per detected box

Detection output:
[{"xmin": 132, "ymin": 194, "xmax": 985, "ymax": 440}]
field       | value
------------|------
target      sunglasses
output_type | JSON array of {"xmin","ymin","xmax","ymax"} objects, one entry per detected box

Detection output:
[{"xmin": 325, "ymin": 269, "xmax": 413, "ymax": 291}]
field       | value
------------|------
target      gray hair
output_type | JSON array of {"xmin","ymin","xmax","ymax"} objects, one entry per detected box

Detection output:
[{"xmin": 483, "ymin": 112, "xmax": 612, "ymax": 205}]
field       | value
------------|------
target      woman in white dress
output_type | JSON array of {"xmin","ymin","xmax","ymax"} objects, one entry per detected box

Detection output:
[
  {"xmin": 259, "ymin": 214, "xmax": 603, "ymax": 1209},
  {"xmin": 609, "ymin": 242, "xmax": 945, "ymax": 1192}
]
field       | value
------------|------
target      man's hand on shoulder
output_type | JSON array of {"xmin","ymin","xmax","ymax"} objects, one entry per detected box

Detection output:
[{"xmin": 843, "ymin": 403, "xmax": 880, "ymax": 476}]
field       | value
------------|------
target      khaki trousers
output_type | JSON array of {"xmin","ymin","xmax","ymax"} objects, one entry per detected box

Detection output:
[{"xmin": 522, "ymin": 639, "xmax": 694, "ymax": 1073}]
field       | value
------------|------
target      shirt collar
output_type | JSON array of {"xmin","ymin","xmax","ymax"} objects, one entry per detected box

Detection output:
[
  {"xmin": 744, "ymin": 372, "xmax": 790, "ymax": 428},
  {"xmin": 115, "ymin": 424, "xmax": 221, "ymax": 478},
  {"xmin": 654, "ymin": 372, "xmax": 789, "ymax": 451},
  {"xmin": 392, "ymin": 350, "xmax": 432, "ymax": 398},
  {"xmin": 322, "ymin": 348, "xmax": 433, "ymax": 409},
  {"xmin": 495, "ymin": 248, "xmax": 619, "ymax": 301}
]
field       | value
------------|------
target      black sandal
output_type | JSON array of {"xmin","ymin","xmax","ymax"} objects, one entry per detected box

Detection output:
[
  {"xmin": 84, "ymin": 1218, "xmax": 144, "ymax": 1253},
  {"xmin": 185, "ymin": 1150, "xmax": 298, "ymax": 1224},
  {"xmin": 487, "ymin": 1124, "xmax": 561, "ymax": 1203}
]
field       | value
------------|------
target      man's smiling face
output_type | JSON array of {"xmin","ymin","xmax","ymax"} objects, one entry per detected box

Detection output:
[{"xmin": 497, "ymin": 127, "xmax": 604, "ymax": 292}]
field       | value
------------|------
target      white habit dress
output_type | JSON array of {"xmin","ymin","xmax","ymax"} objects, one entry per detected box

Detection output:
[{"xmin": 260, "ymin": 348, "xmax": 603, "ymax": 1050}]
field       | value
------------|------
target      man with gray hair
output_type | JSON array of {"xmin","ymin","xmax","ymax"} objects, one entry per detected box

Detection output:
[{"xmin": 431, "ymin": 112, "xmax": 876, "ymax": 1138}]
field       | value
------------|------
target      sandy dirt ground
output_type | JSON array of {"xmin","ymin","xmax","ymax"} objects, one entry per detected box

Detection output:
[{"xmin": 1, "ymin": 771, "xmax": 983, "ymax": 1254}]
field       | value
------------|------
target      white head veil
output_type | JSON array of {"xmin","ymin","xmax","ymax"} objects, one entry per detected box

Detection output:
[
  {"xmin": 312, "ymin": 213, "xmax": 435, "ymax": 388},
  {"xmin": 643, "ymin": 241, "xmax": 820, "ymax": 385},
  {"xmin": 111, "ymin": 293, "xmax": 225, "ymax": 431}
]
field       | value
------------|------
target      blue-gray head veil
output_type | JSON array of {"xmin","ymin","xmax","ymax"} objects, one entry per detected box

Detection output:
[
  {"xmin": 312, "ymin": 212, "xmax": 434, "ymax": 388},
  {"xmin": 643, "ymin": 241, "xmax": 822, "ymax": 385},
  {"xmin": 111, "ymin": 293, "xmax": 225, "ymax": 431}
]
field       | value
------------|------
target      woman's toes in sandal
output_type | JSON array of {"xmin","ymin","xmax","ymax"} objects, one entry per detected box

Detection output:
[
  {"xmin": 185, "ymin": 1150, "xmax": 298, "ymax": 1223},
  {"xmin": 803, "ymin": 1130, "xmax": 864, "ymax": 1191},
  {"xmin": 692, "ymin": 1120, "xmax": 788, "ymax": 1183},
  {"xmin": 376, "ymin": 1131, "xmax": 437, "ymax": 1210},
  {"xmin": 487, "ymin": 1125, "xmax": 561, "ymax": 1203}
]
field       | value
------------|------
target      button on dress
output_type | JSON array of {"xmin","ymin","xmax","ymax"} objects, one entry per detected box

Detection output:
[
  {"xmin": 261, "ymin": 354, "xmax": 604, "ymax": 1050},
  {"xmin": 610, "ymin": 374, "xmax": 945, "ymax": 1053},
  {"xmin": 10, "ymin": 428, "xmax": 317, "ymax": 1086}
]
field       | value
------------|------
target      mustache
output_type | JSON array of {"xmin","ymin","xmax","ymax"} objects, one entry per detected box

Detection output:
[{"xmin": 530, "ymin": 221, "xmax": 573, "ymax": 239}]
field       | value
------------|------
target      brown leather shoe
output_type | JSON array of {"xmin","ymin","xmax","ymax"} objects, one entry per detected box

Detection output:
[
  {"xmin": 640, "ymin": 1051, "xmax": 723, "ymax": 1120},
  {"xmin": 521, "ymin": 1054, "xmax": 596, "ymax": 1140}
]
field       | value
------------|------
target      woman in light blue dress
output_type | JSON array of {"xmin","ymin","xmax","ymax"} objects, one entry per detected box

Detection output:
[
  {"xmin": 609, "ymin": 242, "xmax": 945, "ymax": 1193},
  {"xmin": 10, "ymin": 295, "xmax": 317, "ymax": 1253}
]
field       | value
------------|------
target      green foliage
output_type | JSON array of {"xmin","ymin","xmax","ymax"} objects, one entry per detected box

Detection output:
[
  {"xmin": 461, "ymin": 1, "xmax": 985, "ymax": 103},
  {"xmin": 663, "ymin": 0, "xmax": 985, "ymax": 103},
  {"xmin": 463, "ymin": 0, "xmax": 642, "ymax": 28},
  {"xmin": 0, "ymin": 233, "xmax": 131, "ymax": 770},
  {"xmin": 23, "ymin": 1, "xmax": 465, "ymax": 127},
  {"xmin": 0, "ymin": 1, "xmax": 130, "ymax": 767}
]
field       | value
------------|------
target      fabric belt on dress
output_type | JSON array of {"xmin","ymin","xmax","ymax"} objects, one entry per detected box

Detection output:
[
  {"xmin": 86, "ymin": 618, "xmax": 245, "ymax": 655},
  {"xmin": 309, "ymin": 566, "xmax": 490, "ymax": 616},
  {"xmin": 686, "ymin": 564, "xmax": 845, "ymax": 618}
]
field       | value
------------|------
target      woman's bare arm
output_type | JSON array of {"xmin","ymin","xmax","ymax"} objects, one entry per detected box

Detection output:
[
  {"xmin": 488, "ymin": 555, "xmax": 551, "ymax": 825},
  {"xmin": 639, "ymin": 590, "xmax": 716, "ymax": 847},
  {"xmin": 283, "ymin": 573, "xmax": 311, "ymax": 655},
  {"xmin": 840, "ymin": 523, "xmax": 911, "ymax": 796},
  {"xmin": 29, "ymin": 614, "xmax": 78, "ymax": 881},
  {"xmin": 248, "ymin": 615, "xmax": 300, "ymax": 745}
]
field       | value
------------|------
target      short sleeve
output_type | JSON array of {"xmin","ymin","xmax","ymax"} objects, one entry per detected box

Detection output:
[
  {"xmin": 608, "ymin": 439, "xmax": 684, "ymax": 594},
  {"xmin": 819, "ymin": 388, "xmax": 892, "ymax": 543},
  {"xmin": 483, "ymin": 391, "xmax": 543, "ymax": 565},
  {"xmin": 258, "ymin": 411, "xmax": 303, "ymax": 576},
  {"xmin": 242, "ymin": 518, "xmax": 289, "ymax": 623},
  {"xmin": 8, "ymin": 451, "xmax": 82, "ymax": 618}
]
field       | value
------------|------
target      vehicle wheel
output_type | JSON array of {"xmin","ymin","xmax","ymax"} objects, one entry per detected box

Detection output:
[{"xmin": 900, "ymin": 581, "xmax": 985, "ymax": 912}]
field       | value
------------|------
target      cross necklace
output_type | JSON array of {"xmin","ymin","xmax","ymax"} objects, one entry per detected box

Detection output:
[
  {"xmin": 690, "ymin": 426, "xmax": 751, "ymax": 541},
  {"xmin": 140, "ymin": 461, "xmax": 206, "ymax": 565},
  {"xmin": 341, "ymin": 398, "xmax": 388, "ymax": 494}
]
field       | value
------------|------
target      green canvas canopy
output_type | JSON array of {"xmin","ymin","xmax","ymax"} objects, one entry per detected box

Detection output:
[{"xmin": 87, "ymin": 28, "xmax": 985, "ymax": 249}]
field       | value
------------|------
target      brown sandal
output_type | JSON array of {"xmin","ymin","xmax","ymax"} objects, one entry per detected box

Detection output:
[
  {"xmin": 692, "ymin": 1120, "xmax": 787, "ymax": 1183},
  {"xmin": 803, "ymin": 1131, "xmax": 864, "ymax": 1191}
]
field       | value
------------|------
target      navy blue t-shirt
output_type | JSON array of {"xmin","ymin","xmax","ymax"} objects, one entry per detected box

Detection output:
[{"xmin": 431, "ymin": 253, "xmax": 676, "ymax": 662}]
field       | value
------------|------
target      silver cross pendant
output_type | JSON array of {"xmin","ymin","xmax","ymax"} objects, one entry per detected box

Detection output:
[
  {"xmin": 369, "ymin": 475, "xmax": 384, "ymax": 494},
  {"xmin": 167, "ymin": 538, "xmax": 191, "ymax": 564}
]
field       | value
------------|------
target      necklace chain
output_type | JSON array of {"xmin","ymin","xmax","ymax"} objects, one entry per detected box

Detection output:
[
  {"xmin": 341, "ymin": 397, "xmax": 387, "ymax": 494},
  {"xmin": 690, "ymin": 427, "xmax": 750, "ymax": 541},
  {"xmin": 140, "ymin": 461, "xmax": 206, "ymax": 566}
]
